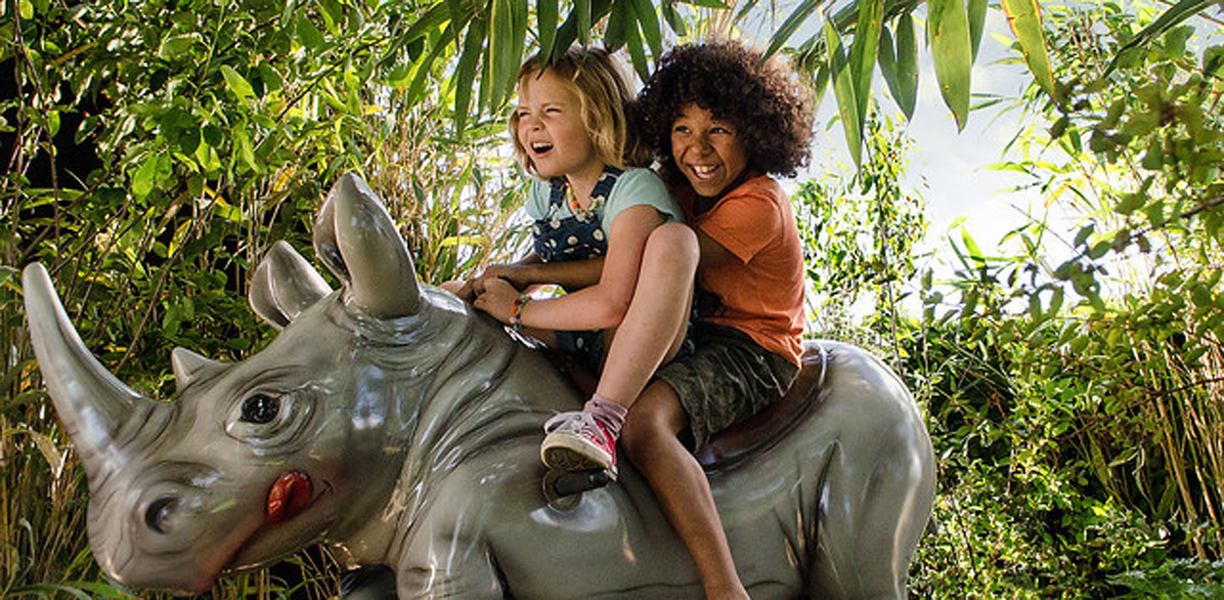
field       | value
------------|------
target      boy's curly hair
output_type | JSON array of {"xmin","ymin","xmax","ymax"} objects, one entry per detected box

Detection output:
[{"xmin": 637, "ymin": 40, "xmax": 814, "ymax": 183}]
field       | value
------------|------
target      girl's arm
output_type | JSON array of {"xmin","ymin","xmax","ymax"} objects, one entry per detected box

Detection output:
[{"xmin": 474, "ymin": 205, "xmax": 664, "ymax": 331}]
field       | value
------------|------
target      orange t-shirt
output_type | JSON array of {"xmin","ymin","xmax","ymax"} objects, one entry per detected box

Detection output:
[{"xmin": 678, "ymin": 175, "xmax": 806, "ymax": 366}]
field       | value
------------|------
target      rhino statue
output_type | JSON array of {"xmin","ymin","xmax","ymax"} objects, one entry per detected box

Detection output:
[{"xmin": 22, "ymin": 172, "xmax": 936, "ymax": 599}]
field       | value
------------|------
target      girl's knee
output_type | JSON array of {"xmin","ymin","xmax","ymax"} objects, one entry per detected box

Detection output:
[{"xmin": 644, "ymin": 222, "xmax": 699, "ymax": 269}]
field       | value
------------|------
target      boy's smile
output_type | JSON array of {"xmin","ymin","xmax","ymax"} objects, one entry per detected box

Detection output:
[{"xmin": 670, "ymin": 104, "xmax": 749, "ymax": 199}]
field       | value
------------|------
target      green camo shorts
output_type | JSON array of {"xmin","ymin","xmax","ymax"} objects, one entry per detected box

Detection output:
[{"xmin": 654, "ymin": 322, "xmax": 799, "ymax": 449}]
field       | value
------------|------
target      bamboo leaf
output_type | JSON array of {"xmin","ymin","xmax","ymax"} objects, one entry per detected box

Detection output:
[
  {"xmin": 764, "ymin": 0, "xmax": 823, "ymax": 61},
  {"xmin": 681, "ymin": 0, "xmax": 729, "ymax": 8},
  {"xmin": 928, "ymin": 0, "xmax": 972, "ymax": 130},
  {"xmin": 576, "ymin": 0, "xmax": 591, "ymax": 44},
  {"xmin": 552, "ymin": 0, "xmax": 612, "ymax": 62},
  {"xmin": 537, "ymin": 0, "xmax": 557, "ymax": 61},
  {"xmin": 630, "ymin": 0, "xmax": 663, "ymax": 57},
  {"xmin": 895, "ymin": 10, "xmax": 917, "ymax": 119},
  {"xmin": 878, "ymin": 25, "xmax": 902, "ymax": 111},
  {"xmin": 661, "ymin": 0, "xmax": 687, "ymax": 36},
  {"xmin": 454, "ymin": 17, "xmax": 486, "ymax": 137},
  {"xmin": 604, "ymin": 0, "xmax": 630, "ymax": 51},
  {"xmin": 400, "ymin": 2, "xmax": 451, "ymax": 44},
  {"xmin": 625, "ymin": 18, "xmax": 650, "ymax": 80},
  {"xmin": 1001, "ymin": 0, "xmax": 1055, "ymax": 99},
  {"xmin": 848, "ymin": 0, "xmax": 883, "ymax": 128},
  {"xmin": 1105, "ymin": 0, "xmax": 1213, "ymax": 76},
  {"xmin": 488, "ymin": 0, "xmax": 522, "ymax": 108},
  {"xmin": 408, "ymin": 21, "xmax": 458, "ymax": 102},
  {"xmin": 968, "ymin": 0, "xmax": 986, "ymax": 59},
  {"xmin": 825, "ymin": 17, "xmax": 861, "ymax": 166}
]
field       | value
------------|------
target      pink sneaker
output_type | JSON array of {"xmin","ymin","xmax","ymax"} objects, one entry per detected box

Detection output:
[{"xmin": 541, "ymin": 411, "xmax": 618, "ymax": 480}]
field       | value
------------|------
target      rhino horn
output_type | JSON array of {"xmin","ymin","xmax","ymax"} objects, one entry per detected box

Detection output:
[
  {"xmin": 250, "ymin": 240, "xmax": 333, "ymax": 329},
  {"xmin": 170, "ymin": 347, "xmax": 226, "ymax": 393},
  {"xmin": 22, "ymin": 263, "xmax": 169, "ymax": 479},
  {"xmin": 313, "ymin": 172, "xmax": 422, "ymax": 318}
]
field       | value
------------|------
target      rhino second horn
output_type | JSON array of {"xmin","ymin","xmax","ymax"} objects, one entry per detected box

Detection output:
[
  {"xmin": 22, "ymin": 263, "xmax": 167, "ymax": 478},
  {"xmin": 250, "ymin": 241, "xmax": 333, "ymax": 329},
  {"xmin": 171, "ymin": 347, "xmax": 226, "ymax": 392},
  {"xmin": 325, "ymin": 172, "xmax": 422, "ymax": 318}
]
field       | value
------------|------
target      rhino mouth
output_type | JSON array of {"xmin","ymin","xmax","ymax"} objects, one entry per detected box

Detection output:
[{"xmin": 266, "ymin": 471, "xmax": 313, "ymax": 522}]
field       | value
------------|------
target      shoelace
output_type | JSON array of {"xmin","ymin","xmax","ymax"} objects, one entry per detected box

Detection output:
[{"xmin": 543, "ymin": 410, "xmax": 607, "ymax": 444}]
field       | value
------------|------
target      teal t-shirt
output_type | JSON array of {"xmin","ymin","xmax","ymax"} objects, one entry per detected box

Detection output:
[{"xmin": 524, "ymin": 168, "xmax": 684, "ymax": 239}]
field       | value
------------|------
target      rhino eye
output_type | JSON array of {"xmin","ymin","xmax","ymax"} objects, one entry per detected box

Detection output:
[{"xmin": 241, "ymin": 394, "xmax": 280, "ymax": 424}]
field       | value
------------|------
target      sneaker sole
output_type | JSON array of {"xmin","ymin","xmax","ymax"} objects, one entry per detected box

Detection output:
[{"xmin": 541, "ymin": 436, "xmax": 618, "ymax": 480}]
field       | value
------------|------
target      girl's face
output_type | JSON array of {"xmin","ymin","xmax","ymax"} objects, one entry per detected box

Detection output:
[
  {"xmin": 515, "ymin": 69, "xmax": 601, "ymax": 181},
  {"xmin": 670, "ymin": 104, "xmax": 749, "ymax": 198}
]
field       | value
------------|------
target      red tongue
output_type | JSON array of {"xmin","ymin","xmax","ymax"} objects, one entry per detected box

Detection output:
[{"xmin": 266, "ymin": 471, "xmax": 312, "ymax": 523}]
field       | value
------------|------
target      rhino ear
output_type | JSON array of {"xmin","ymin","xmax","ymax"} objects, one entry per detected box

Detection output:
[
  {"xmin": 314, "ymin": 172, "xmax": 422, "ymax": 318},
  {"xmin": 171, "ymin": 347, "xmax": 226, "ymax": 393},
  {"xmin": 250, "ymin": 241, "xmax": 333, "ymax": 329}
]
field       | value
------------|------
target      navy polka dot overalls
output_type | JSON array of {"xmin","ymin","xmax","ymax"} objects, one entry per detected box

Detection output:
[{"xmin": 532, "ymin": 167, "xmax": 622, "ymax": 372}]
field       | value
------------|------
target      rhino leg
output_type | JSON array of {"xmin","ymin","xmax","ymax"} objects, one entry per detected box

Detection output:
[{"xmin": 340, "ymin": 565, "xmax": 398, "ymax": 600}]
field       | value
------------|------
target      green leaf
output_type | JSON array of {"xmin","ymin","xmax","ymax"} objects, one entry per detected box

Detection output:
[
  {"xmin": 765, "ymin": 0, "xmax": 822, "ymax": 61},
  {"xmin": 894, "ymin": 11, "xmax": 918, "ymax": 119},
  {"xmin": 604, "ymin": 0, "xmax": 630, "ymax": 51},
  {"xmin": 537, "ymin": 0, "xmax": 558, "ymax": 62},
  {"xmin": 630, "ymin": 0, "xmax": 663, "ymax": 58},
  {"xmin": 132, "ymin": 157, "xmax": 158, "ymax": 199},
  {"xmin": 219, "ymin": 65, "xmax": 256, "ymax": 101},
  {"xmin": 878, "ymin": 25, "xmax": 898, "ymax": 99},
  {"xmin": 624, "ymin": 17, "xmax": 649, "ymax": 80},
  {"xmin": 488, "ymin": 0, "xmax": 522, "ymax": 109},
  {"xmin": 454, "ymin": 17, "xmax": 486, "ymax": 137},
  {"xmin": 661, "ymin": 0, "xmax": 687, "ymax": 37},
  {"xmin": 1105, "ymin": 0, "xmax": 1214, "ymax": 76},
  {"xmin": 928, "ymin": 0, "xmax": 972, "ymax": 130},
  {"xmin": 296, "ymin": 14, "xmax": 326, "ymax": 49},
  {"xmin": 967, "ymin": 0, "xmax": 986, "ymax": 59},
  {"xmin": 409, "ymin": 21, "xmax": 458, "ymax": 102},
  {"xmin": 1000, "ymin": 0, "xmax": 1055, "ymax": 99},
  {"xmin": 575, "ymin": 0, "xmax": 591, "ymax": 44},
  {"xmin": 824, "ymin": 17, "xmax": 861, "ymax": 166},
  {"xmin": 159, "ymin": 34, "xmax": 201, "ymax": 60},
  {"xmin": 400, "ymin": 2, "xmax": 452, "ymax": 45},
  {"xmin": 848, "ymin": 0, "xmax": 883, "ymax": 128}
]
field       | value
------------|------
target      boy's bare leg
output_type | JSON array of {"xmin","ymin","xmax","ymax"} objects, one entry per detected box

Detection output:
[{"xmin": 621, "ymin": 380, "xmax": 750, "ymax": 600}]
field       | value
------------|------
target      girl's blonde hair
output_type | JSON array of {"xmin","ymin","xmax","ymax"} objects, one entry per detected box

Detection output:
[{"xmin": 509, "ymin": 46, "xmax": 648, "ymax": 177}]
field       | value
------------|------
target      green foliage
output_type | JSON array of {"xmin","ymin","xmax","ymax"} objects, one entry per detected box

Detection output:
[
  {"xmin": 1, "ymin": 0, "xmax": 525, "ymax": 596},
  {"xmin": 795, "ymin": 110, "xmax": 927, "ymax": 355}
]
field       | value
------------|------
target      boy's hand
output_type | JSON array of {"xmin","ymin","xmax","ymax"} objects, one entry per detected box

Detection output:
[
  {"xmin": 438, "ymin": 278, "xmax": 476, "ymax": 302},
  {"xmin": 472, "ymin": 277, "xmax": 520, "ymax": 325},
  {"xmin": 475, "ymin": 263, "xmax": 532, "ymax": 291}
]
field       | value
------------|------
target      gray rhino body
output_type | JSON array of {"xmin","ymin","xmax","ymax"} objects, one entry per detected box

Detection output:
[{"xmin": 22, "ymin": 173, "xmax": 935, "ymax": 599}]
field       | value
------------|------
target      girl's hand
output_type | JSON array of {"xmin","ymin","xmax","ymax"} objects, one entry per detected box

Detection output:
[{"xmin": 472, "ymin": 277, "xmax": 521, "ymax": 325}]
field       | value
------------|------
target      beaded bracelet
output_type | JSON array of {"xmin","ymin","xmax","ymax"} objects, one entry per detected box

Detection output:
[{"xmin": 509, "ymin": 294, "xmax": 532, "ymax": 332}]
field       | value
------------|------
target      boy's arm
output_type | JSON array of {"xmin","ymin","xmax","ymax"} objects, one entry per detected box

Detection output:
[{"xmin": 481, "ymin": 254, "xmax": 605, "ymax": 291}]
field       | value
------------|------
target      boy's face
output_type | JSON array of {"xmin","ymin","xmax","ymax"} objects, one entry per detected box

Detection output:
[
  {"xmin": 514, "ymin": 69, "xmax": 599, "ymax": 181},
  {"xmin": 669, "ymin": 104, "xmax": 749, "ymax": 198}
]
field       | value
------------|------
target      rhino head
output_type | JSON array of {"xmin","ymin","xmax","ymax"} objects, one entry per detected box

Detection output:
[{"xmin": 23, "ymin": 173, "xmax": 440, "ymax": 593}]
